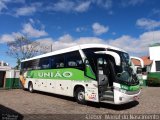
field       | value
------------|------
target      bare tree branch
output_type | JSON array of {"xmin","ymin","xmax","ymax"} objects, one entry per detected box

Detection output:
[{"xmin": 6, "ymin": 36, "xmax": 42, "ymax": 69}]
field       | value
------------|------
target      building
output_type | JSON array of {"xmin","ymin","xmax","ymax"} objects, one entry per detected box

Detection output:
[
  {"xmin": 149, "ymin": 43, "xmax": 160, "ymax": 72},
  {"xmin": 140, "ymin": 56, "xmax": 152, "ymax": 73},
  {"xmin": 131, "ymin": 56, "xmax": 152, "ymax": 86},
  {"xmin": 148, "ymin": 43, "xmax": 160, "ymax": 86},
  {"xmin": 131, "ymin": 56, "xmax": 152, "ymax": 73},
  {"xmin": 0, "ymin": 61, "xmax": 11, "ymax": 88},
  {"xmin": 0, "ymin": 61, "xmax": 20, "ymax": 89}
]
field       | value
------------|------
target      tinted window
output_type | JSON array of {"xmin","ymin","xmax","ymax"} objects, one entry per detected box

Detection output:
[
  {"xmin": 156, "ymin": 61, "xmax": 160, "ymax": 71},
  {"xmin": 32, "ymin": 59, "xmax": 40, "ymax": 69},
  {"xmin": 39, "ymin": 57, "xmax": 50, "ymax": 69},
  {"xmin": 107, "ymin": 49, "xmax": 128, "ymax": 62},
  {"xmin": 21, "ymin": 51, "xmax": 83, "ymax": 70},
  {"xmin": 65, "ymin": 51, "xmax": 83, "ymax": 70},
  {"xmin": 82, "ymin": 49, "xmax": 97, "ymax": 74},
  {"xmin": 22, "ymin": 59, "xmax": 40, "ymax": 70},
  {"xmin": 54, "ymin": 55, "xmax": 65, "ymax": 68},
  {"xmin": 50, "ymin": 57, "xmax": 55, "ymax": 68}
]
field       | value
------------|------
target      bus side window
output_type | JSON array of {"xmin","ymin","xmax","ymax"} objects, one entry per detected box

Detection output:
[
  {"xmin": 65, "ymin": 51, "xmax": 83, "ymax": 69},
  {"xmin": 50, "ymin": 57, "xmax": 56, "ymax": 68},
  {"xmin": 68, "ymin": 61, "xmax": 77, "ymax": 67},
  {"xmin": 27, "ymin": 61, "xmax": 32, "ymax": 70},
  {"xmin": 39, "ymin": 57, "xmax": 50, "ymax": 69},
  {"xmin": 25, "ymin": 59, "xmax": 40, "ymax": 70},
  {"xmin": 54, "ymin": 55, "xmax": 65, "ymax": 68}
]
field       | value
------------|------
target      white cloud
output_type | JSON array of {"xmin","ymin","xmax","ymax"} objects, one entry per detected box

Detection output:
[
  {"xmin": 112, "ymin": 32, "xmax": 116, "ymax": 35},
  {"xmin": 2, "ymin": 0, "xmax": 25, "ymax": 4},
  {"xmin": 151, "ymin": 9, "xmax": 160, "ymax": 17},
  {"xmin": 58, "ymin": 34, "xmax": 73, "ymax": 43},
  {"xmin": 1, "ymin": 0, "xmax": 114, "ymax": 16},
  {"xmin": 29, "ymin": 18, "xmax": 35, "ymax": 24},
  {"xmin": 47, "ymin": 0, "xmax": 111, "ymax": 13},
  {"xmin": 14, "ymin": 2, "xmax": 42, "ymax": 16},
  {"xmin": 35, "ymin": 35, "xmax": 75, "ymax": 52},
  {"xmin": 76, "ymin": 27, "xmax": 87, "ymax": 32},
  {"xmin": 22, "ymin": 22, "xmax": 48, "ymax": 38},
  {"xmin": 139, "ymin": 30, "xmax": 160, "ymax": 45},
  {"xmin": 96, "ymin": 0, "xmax": 112, "ymax": 9},
  {"xmin": 0, "ymin": 34, "xmax": 14, "ymax": 43},
  {"xmin": 2, "ymin": 29, "xmax": 156, "ymax": 56},
  {"xmin": 0, "ymin": 0, "xmax": 25, "ymax": 12},
  {"xmin": 108, "ymin": 30, "xmax": 160, "ymax": 56},
  {"xmin": 38, "ymin": 31, "xmax": 160, "ymax": 56},
  {"xmin": 108, "ymin": 35, "xmax": 139, "ymax": 53},
  {"xmin": 0, "ymin": 0, "xmax": 26, "ymax": 15},
  {"xmin": 54, "ymin": 36, "xmax": 104, "ymax": 51},
  {"xmin": 0, "ymin": 32, "xmax": 23, "ymax": 43},
  {"xmin": 0, "ymin": 19, "xmax": 48, "ymax": 44},
  {"xmin": 3, "ymin": 31, "xmax": 159, "ymax": 57},
  {"xmin": 92, "ymin": 22, "xmax": 109, "ymax": 35},
  {"xmin": 76, "ymin": 27, "xmax": 81, "ymax": 32},
  {"xmin": 34, "ymin": 34, "xmax": 105, "ymax": 52},
  {"xmin": 0, "ymin": 0, "xmax": 114, "ymax": 16},
  {"xmin": 15, "ymin": 6, "xmax": 36, "ymax": 16},
  {"xmin": 0, "ymin": 1, "xmax": 7, "ymax": 11},
  {"xmin": 128, "ymin": 0, "xmax": 144, "ymax": 6},
  {"xmin": 58, "ymin": 34, "xmax": 105, "ymax": 45},
  {"xmin": 76, "ymin": 37, "xmax": 105, "ymax": 44},
  {"xmin": 75, "ymin": 1, "xmax": 91, "ymax": 12},
  {"xmin": 136, "ymin": 18, "xmax": 160, "ymax": 30},
  {"xmin": 34, "ymin": 37, "xmax": 55, "ymax": 53},
  {"xmin": 108, "ymin": 10, "xmax": 114, "ymax": 15},
  {"xmin": 36, "ymin": 38, "xmax": 55, "ymax": 46},
  {"xmin": 51, "ymin": 0, "xmax": 74, "ymax": 12},
  {"xmin": 121, "ymin": 0, "xmax": 144, "ymax": 7},
  {"xmin": 12, "ymin": 0, "xmax": 25, "ymax": 3}
]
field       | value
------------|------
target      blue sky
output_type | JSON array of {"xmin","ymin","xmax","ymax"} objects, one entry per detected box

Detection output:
[{"xmin": 0, "ymin": 0, "xmax": 160, "ymax": 67}]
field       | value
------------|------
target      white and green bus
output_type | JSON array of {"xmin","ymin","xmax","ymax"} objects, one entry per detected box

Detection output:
[{"xmin": 20, "ymin": 44, "xmax": 140, "ymax": 105}]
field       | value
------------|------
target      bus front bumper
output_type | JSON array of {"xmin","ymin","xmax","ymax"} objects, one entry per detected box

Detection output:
[{"xmin": 114, "ymin": 89, "xmax": 141, "ymax": 105}]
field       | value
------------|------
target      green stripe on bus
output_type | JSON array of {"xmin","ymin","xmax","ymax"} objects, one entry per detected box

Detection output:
[
  {"xmin": 121, "ymin": 84, "xmax": 140, "ymax": 91},
  {"xmin": 27, "ymin": 68, "xmax": 94, "ymax": 81},
  {"xmin": 85, "ymin": 65, "xmax": 96, "ymax": 80}
]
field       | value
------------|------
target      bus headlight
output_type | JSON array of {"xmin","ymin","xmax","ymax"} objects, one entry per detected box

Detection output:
[{"xmin": 120, "ymin": 89, "xmax": 126, "ymax": 94}]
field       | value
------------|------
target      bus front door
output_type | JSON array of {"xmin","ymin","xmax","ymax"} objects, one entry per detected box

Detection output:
[{"xmin": 97, "ymin": 57, "xmax": 114, "ymax": 103}]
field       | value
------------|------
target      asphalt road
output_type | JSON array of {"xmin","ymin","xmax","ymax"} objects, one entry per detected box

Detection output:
[{"xmin": 0, "ymin": 87, "xmax": 160, "ymax": 120}]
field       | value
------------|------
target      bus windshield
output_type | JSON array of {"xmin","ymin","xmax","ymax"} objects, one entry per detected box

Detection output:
[{"xmin": 114, "ymin": 52, "xmax": 138, "ymax": 85}]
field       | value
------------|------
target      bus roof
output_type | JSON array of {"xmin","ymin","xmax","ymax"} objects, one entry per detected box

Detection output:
[{"xmin": 21, "ymin": 44, "xmax": 126, "ymax": 62}]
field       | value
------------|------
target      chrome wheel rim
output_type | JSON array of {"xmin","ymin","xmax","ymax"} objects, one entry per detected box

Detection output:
[
  {"xmin": 78, "ymin": 91, "xmax": 84, "ymax": 101},
  {"xmin": 29, "ymin": 84, "xmax": 32, "ymax": 91}
]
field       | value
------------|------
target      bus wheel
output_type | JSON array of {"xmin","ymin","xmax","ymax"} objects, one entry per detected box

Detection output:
[
  {"xmin": 75, "ymin": 87, "xmax": 86, "ymax": 104},
  {"xmin": 28, "ymin": 82, "xmax": 34, "ymax": 93}
]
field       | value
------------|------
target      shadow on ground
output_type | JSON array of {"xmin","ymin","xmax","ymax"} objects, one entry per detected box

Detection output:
[
  {"xmin": 35, "ymin": 90, "xmax": 75, "ymax": 102},
  {"xmin": 87, "ymin": 101, "xmax": 139, "ymax": 110},
  {"xmin": 0, "ymin": 104, "xmax": 23, "ymax": 120},
  {"xmin": 33, "ymin": 90, "xmax": 139, "ymax": 110}
]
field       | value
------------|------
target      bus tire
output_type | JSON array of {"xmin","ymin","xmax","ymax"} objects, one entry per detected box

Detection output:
[
  {"xmin": 28, "ymin": 82, "xmax": 34, "ymax": 93},
  {"xmin": 75, "ymin": 87, "xmax": 86, "ymax": 104}
]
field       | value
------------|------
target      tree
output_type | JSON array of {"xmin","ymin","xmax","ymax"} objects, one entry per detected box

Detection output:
[{"xmin": 6, "ymin": 36, "xmax": 40, "ymax": 69}]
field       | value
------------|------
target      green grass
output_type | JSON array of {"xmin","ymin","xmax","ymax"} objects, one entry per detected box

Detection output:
[{"xmin": 147, "ymin": 72, "xmax": 160, "ymax": 86}]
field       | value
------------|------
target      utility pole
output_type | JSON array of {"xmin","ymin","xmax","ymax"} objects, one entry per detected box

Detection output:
[{"xmin": 51, "ymin": 44, "xmax": 52, "ymax": 52}]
